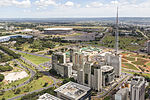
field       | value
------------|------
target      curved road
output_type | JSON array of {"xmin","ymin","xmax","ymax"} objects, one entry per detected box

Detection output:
[
  {"xmin": 0, "ymin": 60, "xmax": 36, "ymax": 92},
  {"xmin": 8, "ymin": 71, "xmax": 61, "ymax": 100}
]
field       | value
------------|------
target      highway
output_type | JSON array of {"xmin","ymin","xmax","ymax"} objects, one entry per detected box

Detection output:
[{"xmin": 10, "ymin": 48, "xmax": 51, "ymax": 59}]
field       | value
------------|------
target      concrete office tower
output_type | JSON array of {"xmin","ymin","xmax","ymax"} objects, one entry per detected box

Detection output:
[
  {"xmin": 77, "ymin": 62, "xmax": 102, "ymax": 91},
  {"xmin": 130, "ymin": 76, "xmax": 145, "ymax": 100},
  {"xmin": 77, "ymin": 62, "xmax": 114, "ymax": 91},
  {"xmin": 101, "ymin": 65, "xmax": 115, "ymax": 87},
  {"xmin": 105, "ymin": 53, "xmax": 121, "ymax": 77},
  {"xmin": 73, "ymin": 52, "xmax": 88, "ymax": 70},
  {"xmin": 115, "ymin": 88, "xmax": 129, "ymax": 100},
  {"xmin": 147, "ymin": 40, "xmax": 150, "ymax": 54},
  {"xmin": 52, "ymin": 52, "xmax": 66, "ymax": 65}
]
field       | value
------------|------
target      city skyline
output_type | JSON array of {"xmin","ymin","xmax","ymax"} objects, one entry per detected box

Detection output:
[{"xmin": 0, "ymin": 0, "xmax": 150, "ymax": 18}]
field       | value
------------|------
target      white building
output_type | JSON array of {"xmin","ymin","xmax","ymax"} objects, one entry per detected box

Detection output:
[
  {"xmin": 105, "ymin": 53, "xmax": 122, "ymax": 77},
  {"xmin": 115, "ymin": 88, "xmax": 129, "ymax": 100},
  {"xmin": 130, "ymin": 76, "xmax": 145, "ymax": 100},
  {"xmin": 54, "ymin": 81, "xmax": 91, "ymax": 100},
  {"xmin": 38, "ymin": 93, "xmax": 62, "ymax": 100}
]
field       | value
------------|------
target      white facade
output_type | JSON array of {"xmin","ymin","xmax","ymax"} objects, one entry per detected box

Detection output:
[
  {"xmin": 130, "ymin": 76, "xmax": 145, "ymax": 100},
  {"xmin": 105, "ymin": 53, "xmax": 122, "ymax": 77},
  {"xmin": 115, "ymin": 88, "xmax": 129, "ymax": 100}
]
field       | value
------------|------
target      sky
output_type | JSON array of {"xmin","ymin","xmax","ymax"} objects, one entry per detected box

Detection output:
[{"xmin": 0, "ymin": 0, "xmax": 149, "ymax": 18}]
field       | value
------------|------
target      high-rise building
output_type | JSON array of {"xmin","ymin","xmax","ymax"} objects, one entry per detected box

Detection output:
[
  {"xmin": 115, "ymin": 88, "xmax": 129, "ymax": 100},
  {"xmin": 52, "ymin": 52, "xmax": 72, "ymax": 77},
  {"xmin": 77, "ymin": 62, "xmax": 114, "ymax": 91},
  {"xmin": 130, "ymin": 76, "xmax": 145, "ymax": 100},
  {"xmin": 105, "ymin": 53, "xmax": 122, "ymax": 77}
]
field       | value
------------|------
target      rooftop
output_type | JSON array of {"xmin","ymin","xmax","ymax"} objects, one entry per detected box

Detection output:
[
  {"xmin": 44, "ymin": 28, "xmax": 73, "ymax": 31},
  {"xmin": 38, "ymin": 93, "xmax": 61, "ymax": 100},
  {"xmin": 116, "ymin": 88, "xmax": 129, "ymax": 95},
  {"xmin": 131, "ymin": 76, "xmax": 145, "ymax": 88},
  {"xmin": 54, "ymin": 81, "xmax": 91, "ymax": 99},
  {"xmin": 101, "ymin": 65, "xmax": 114, "ymax": 72}
]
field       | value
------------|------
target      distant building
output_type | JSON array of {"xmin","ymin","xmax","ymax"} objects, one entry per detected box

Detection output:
[
  {"xmin": 147, "ymin": 40, "xmax": 150, "ymax": 54},
  {"xmin": 54, "ymin": 81, "xmax": 91, "ymax": 100},
  {"xmin": 38, "ymin": 93, "xmax": 62, "ymax": 100},
  {"xmin": 115, "ymin": 88, "xmax": 129, "ymax": 100},
  {"xmin": 0, "ymin": 34, "xmax": 33, "ymax": 42},
  {"xmin": 44, "ymin": 28, "xmax": 73, "ymax": 35},
  {"xmin": 130, "ymin": 76, "xmax": 145, "ymax": 100}
]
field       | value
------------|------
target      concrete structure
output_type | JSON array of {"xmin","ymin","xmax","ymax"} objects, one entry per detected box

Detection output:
[
  {"xmin": 0, "ymin": 34, "xmax": 33, "ymax": 42},
  {"xmin": 38, "ymin": 93, "xmax": 62, "ymax": 100},
  {"xmin": 54, "ymin": 81, "xmax": 91, "ymax": 100},
  {"xmin": 77, "ymin": 62, "xmax": 115, "ymax": 91},
  {"xmin": 147, "ymin": 40, "xmax": 150, "ymax": 54},
  {"xmin": 52, "ymin": 52, "xmax": 72, "ymax": 77},
  {"xmin": 105, "ymin": 53, "xmax": 122, "ymax": 77},
  {"xmin": 44, "ymin": 28, "xmax": 73, "ymax": 35},
  {"xmin": 115, "ymin": 88, "xmax": 129, "ymax": 100},
  {"xmin": 130, "ymin": 76, "xmax": 145, "ymax": 100}
]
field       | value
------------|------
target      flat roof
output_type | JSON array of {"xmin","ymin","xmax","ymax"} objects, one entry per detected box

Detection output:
[
  {"xmin": 101, "ymin": 65, "xmax": 114, "ymax": 72},
  {"xmin": 54, "ymin": 81, "xmax": 91, "ymax": 99},
  {"xmin": 131, "ymin": 76, "xmax": 145, "ymax": 88},
  {"xmin": 116, "ymin": 88, "xmax": 129, "ymax": 95},
  {"xmin": 38, "ymin": 93, "xmax": 62, "ymax": 100},
  {"xmin": 44, "ymin": 28, "xmax": 73, "ymax": 31}
]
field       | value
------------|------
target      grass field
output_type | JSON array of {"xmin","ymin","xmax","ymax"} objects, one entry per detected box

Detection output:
[
  {"xmin": 0, "ymin": 76, "xmax": 53, "ymax": 100},
  {"xmin": 124, "ymin": 57, "xmax": 135, "ymax": 61},
  {"xmin": 122, "ymin": 63, "xmax": 139, "ymax": 71},
  {"xmin": 146, "ymin": 62, "xmax": 150, "ymax": 66},
  {"xmin": 132, "ymin": 58, "xmax": 147, "ymax": 65},
  {"xmin": 19, "ymin": 52, "xmax": 50, "ymax": 65}
]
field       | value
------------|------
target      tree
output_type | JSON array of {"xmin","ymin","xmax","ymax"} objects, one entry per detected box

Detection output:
[
  {"xmin": 14, "ymin": 89, "xmax": 21, "ymax": 94},
  {"xmin": 0, "ymin": 74, "xmax": 4, "ymax": 82}
]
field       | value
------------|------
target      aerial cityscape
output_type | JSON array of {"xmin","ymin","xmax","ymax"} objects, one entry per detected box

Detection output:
[{"xmin": 0, "ymin": 0, "xmax": 150, "ymax": 100}]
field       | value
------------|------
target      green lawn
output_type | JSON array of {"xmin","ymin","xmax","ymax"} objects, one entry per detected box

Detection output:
[
  {"xmin": 0, "ymin": 76, "xmax": 53, "ymax": 100},
  {"xmin": 122, "ymin": 63, "xmax": 139, "ymax": 71},
  {"xmin": 124, "ymin": 57, "xmax": 135, "ymax": 61},
  {"xmin": 19, "ymin": 52, "xmax": 50, "ymax": 65},
  {"xmin": 146, "ymin": 62, "xmax": 150, "ymax": 66},
  {"xmin": 132, "ymin": 58, "xmax": 147, "ymax": 65}
]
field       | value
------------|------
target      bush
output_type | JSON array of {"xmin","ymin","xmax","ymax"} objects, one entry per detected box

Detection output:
[
  {"xmin": 0, "ymin": 65, "xmax": 13, "ymax": 72},
  {"xmin": 14, "ymin": 89, "xmax": 21, "ymax": 94},
  {"xmin": 0, "ymin": 46, "xmax": 21, "ymax": 59},
  {"xmin": 0, "ymin": 74, "xmax": 4, "ymax": 82}
]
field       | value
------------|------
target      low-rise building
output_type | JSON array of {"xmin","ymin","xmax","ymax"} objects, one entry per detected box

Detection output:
[
  {"xmin": 54, "ymin": 81, "xmax": 91, "ymax": 100},
  {"xmin": 38, "ymin": 93, "xmax": 62, "ymax": 100},
  {"xmin": 44, "ymin": 28, "xmax": 73, "ymax": 35}
]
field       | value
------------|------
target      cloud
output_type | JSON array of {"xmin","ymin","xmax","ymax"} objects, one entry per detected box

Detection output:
[
  {"xmin": 86, "ymin": 2, "xmax": 103, "ymax": 8},
  {"xmin": 34, "ymin": 0, "xmax": 57, "ymax": 9},
  {"xmin": 0, "ymin": 0, "xmax": 31, "ymax": 8},
  {"xmin": 64, "ymin": 1, "xmax": 74, "ymax": 7}
]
